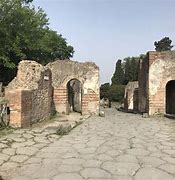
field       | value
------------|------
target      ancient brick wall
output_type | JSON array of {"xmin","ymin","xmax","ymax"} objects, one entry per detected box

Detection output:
[
  {"xmin": 148, "ymin": 51, "xmax": 175, "ymax": 115},
  {"xmin": 124, "ymin": 81, "xmax": 138, "ymax": 112},
  {"xmin": 138, "ymin": 54, "xmax": 150, "ymax": 113},
  {"xmin": 139, "ymin": 51, "xmax": 175, "ymax": 115},
  {"xmin": 5, "ymin": 90, "xmax": 32, "ymax": 127},
  {"xmin": 47, "ymin": 60, "xmax": 100, "ymax": 115},
  {"xmin": 5, "ymin": 61, "xmax": 53, "ymax": 127}
]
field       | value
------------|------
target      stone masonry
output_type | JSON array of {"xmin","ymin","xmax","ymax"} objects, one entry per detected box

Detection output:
[
  {"xmin": 5, "ymin": 59, "xmax": 100, "ymax": 128},
  {"xmin": 1, "ymin": 108, "xmax": 175, "ymax": 180},
  {"xmin": 124, "ymin": 81, "xmax": 138, "ymax": 112},
  {"xmin": 5, "ymin": 60, "xmax": 53, "ymax": 128},
  {"xmin": 47, "ymin": 60, "xmax": 100, "ymax": 115},
  {"xmin": 139, "ymin": 51, "xmax": 175, "ymax": 115}
]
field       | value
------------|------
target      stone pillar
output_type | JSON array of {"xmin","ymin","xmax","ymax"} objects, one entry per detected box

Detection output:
[{"xmin": 5, "ymin": 90, "xmax": 32, "ymax": 128}]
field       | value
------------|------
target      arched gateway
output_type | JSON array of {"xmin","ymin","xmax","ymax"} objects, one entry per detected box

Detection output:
[
  {"xmin": 67, "ymin": 79, "xmax": 82, "ymax": 114},
  {"xmin": 47, "ymin": 60, "xmax": 100, "ymax": 115}
]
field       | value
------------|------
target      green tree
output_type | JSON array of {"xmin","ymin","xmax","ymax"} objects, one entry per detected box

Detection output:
[
  {"xmin": 0, "ymin": 0, "xmax": 74, "ymax": 84},
  {"xmin": 154, "ymin": 37, "xmax": 173, "ymax": 52},
  {"xmin": 108, "ymin": 85, "xmax": 125, "ymax": 102},
  {"xmin": 100, "ymin": 83, "xmax": 110, "ymax": 99},
  {"xmin": 111, "ymin": 59, "xmax": 124, "ymax": 85},
  {"xmin": 123, "ymin": 56, "xmax": 141, "ymax": 84},
  {"xmin": 100, "ymin": 83, "xmax": 125, "ymax": 102}
]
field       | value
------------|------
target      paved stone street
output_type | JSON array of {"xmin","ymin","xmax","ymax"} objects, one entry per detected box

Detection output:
[{"xmin": 1, "ymin": 108, "xmax": 175, "ymax": 180}]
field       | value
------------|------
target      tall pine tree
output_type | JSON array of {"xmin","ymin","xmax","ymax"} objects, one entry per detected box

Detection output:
[
  {"xmin": 111, "ymin": 59, "xmax": 124, "ymax": 85},
  {"xmin": 123, "ymin": 56, "xmax": 140, "ymax": 84},
  {"xmin": 154, "ymin": 37, "xmax": 173, "ymax": 52}
]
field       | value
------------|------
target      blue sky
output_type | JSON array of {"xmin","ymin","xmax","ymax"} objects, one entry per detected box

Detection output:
[{"xmin": 33, "ymin": 0, "xmax": 175, "ymax": 84}]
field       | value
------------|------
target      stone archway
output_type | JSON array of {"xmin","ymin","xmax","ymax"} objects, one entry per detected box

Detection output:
[
  {"xmin": 47, "ymin": 60, "xmax": 100, "ymax": 115},
  {"xmin": 166, "ymin": 80, "xmax": 175, "ymax": 114},
  {"xmin": 67, "ymin": 79, "xmax": 82, "ymax": 114}
]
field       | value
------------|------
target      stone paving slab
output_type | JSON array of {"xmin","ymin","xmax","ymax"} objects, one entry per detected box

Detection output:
[{"xmin": 1, "ymin": 109, "xmax": 175, "ymax": 179}]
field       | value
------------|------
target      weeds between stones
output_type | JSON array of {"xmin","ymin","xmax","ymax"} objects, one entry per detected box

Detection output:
[
  {"xmin": 56, "ymin": 121, "xmax": 83, "ymax": 136},
  {"xmin": 56, "ymin": 124, "xmax": 72, "ymax": 136}
]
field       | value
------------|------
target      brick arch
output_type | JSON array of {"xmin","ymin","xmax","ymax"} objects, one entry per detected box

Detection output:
[
  {"xmin": 47, "ymin": 60, "xmax": 100, "ymax": 115},
  {"xmin": 53, "ymin": 76, "xmax": 84, "ymax": 114},
  {"xmin": 62, "ymin": 76, "xmax": 84, "ymax": 87}
]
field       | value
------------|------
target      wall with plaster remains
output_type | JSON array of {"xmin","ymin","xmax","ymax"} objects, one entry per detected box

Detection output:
[
  {"xmin": 139, "ymin": 51, "xmax": 175, "ymax": 115},
  {"xmin": 47, "ymin": 60, "xmax": 100, "ymax": 115},
  {"xmin": 124, "ymin": 81, "xmax": 138, "ymax": 112},
  {"xmin": 5, "ymin": 60, "xmax": 53, "ymax": 127}
]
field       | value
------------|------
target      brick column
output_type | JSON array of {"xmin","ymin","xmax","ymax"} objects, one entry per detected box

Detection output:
[
  {"xmin": 5, "ymin": 90, "xmax": 32, "ymax": 128},
  {"xmin": 53, "ymin": 88, "xmax": 68, "ymax": 114}
]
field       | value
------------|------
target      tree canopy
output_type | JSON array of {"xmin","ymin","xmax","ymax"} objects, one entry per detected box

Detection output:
[
  {"xmin": 100, "ymin": 83, "xmax": 110, "ymax": 99},
  {"xmin": 0, "ymin": 0, "xmax": 74, "ymax": 84},
  {"xmin": 111, "ymin": 59, "xmax": 124, "ymax": 85},
  {"xmin": 111, "ymin": 56, "xmax": 142, "ymax": 86},
  {"xmin": 154, "ymin": 37, "xmax": 173, "ymax": 52},
  {"xmin": 123, "ymin": 56, "xmax": 141, "ymax": 84}
]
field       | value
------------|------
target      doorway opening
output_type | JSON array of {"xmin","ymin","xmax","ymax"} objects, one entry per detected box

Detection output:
[
  {"xmin": 67, "ymin": 79, "xmax": 82, "ymax": 114},
  {"xmin": 166, "ymin": 80, "xmax": 175, "ymax": 114}
]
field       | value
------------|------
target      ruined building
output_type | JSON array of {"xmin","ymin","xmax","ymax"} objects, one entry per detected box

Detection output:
[
  {"xmin": 124, "ymin": 50, "xmax": 175, "ymax": 116},
  {"xmin": 124, "ymin": 81, "xmax": 138, "ymax": 112},
  {"xmin": 5, "ymin": 61, "xmax": 53, "ymax": 127},
  {"xmin": 139, "ymin": 51, "xmax": 175, "ymax": 115},
  {"xmin": 47, "ymin": 60, "xmax": 99, "ymax": 115},
  {"xmin": 5, "ymin": 60, "xmax": 100, "ymax": 128}
]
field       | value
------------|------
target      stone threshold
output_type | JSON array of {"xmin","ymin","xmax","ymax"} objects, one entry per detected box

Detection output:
[{"xmin": 164, "ymin": 114, "xmax": 175, "ymax": 119}]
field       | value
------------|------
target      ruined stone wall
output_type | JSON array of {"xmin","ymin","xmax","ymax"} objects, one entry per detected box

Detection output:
[
  {"xmin": 5, "ymin": 60, "xmax": 52, "ymax": 127},
  {"xmin": 124, "ymin": 81, "xmax": 138, "ymax": 111},
  {"xmin": 138, "ymin": 56, "xmax": 149, "ymax": 113},
  {"xmin": 139, "ymin": 51, "xmax": 175, "ymax": 115},
  {"xmin": 148, "ymin": 51, "xmax": 175, "ymax": 115},
  {"xmin": 47, "ymin": 60, "xmax": 100, "ymax": 115}
]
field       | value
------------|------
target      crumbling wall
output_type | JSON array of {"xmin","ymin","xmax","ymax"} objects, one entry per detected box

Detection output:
[
  {"xmin": 47, "ymin": 60, "xmax": 100, "ymax": 115},
  {"xmin": 124, "ymin": 81, "xmax": 138, "ymax": 112},
  {"xmin": 5, "ymin": 60, "xmax": 52, "ymax": 127},
  {"xmin": 148, "ymin": 51, "xmax": 175, "ymax": 115},
  {"xmin": 139, "ymin": 51, "xmax": 175, "ymax": 115}
]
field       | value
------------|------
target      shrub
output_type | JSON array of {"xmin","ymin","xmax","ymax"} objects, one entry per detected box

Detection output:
[
  {"xmin": 108, "ymin": 85, "xmax": 125, "ymax": 102},
  {"xmin": 56, "ymin": 124, "xmax": 72, "ymax": 136}
]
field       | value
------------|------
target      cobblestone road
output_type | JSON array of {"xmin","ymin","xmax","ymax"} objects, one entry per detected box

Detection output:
[{"xmin": 1, "ymin": 109, "xmax": 175, "ymax": 180}]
